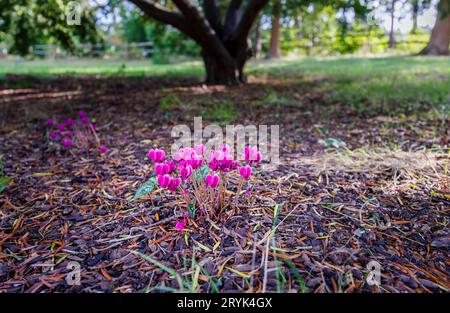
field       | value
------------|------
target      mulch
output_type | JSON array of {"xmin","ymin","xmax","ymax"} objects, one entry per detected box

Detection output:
[{"xmin": 0, "ymin": 75, "xmax": 448, "ymax": 292}]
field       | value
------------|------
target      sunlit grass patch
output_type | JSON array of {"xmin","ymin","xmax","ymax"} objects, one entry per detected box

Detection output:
[{"xmin": 303, "ymin": 147, "xmax": 449, "ymax": 194}]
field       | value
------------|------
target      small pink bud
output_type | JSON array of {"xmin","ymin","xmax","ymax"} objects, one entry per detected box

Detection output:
[
  {"xmin": 175, "ymin": 220, "xmax": 186, "ymax": 231},
  {"xmin": 98, "ymin": 145, "xmax": 108, "ymax": 154},
  {"xmin": 63, "ymin": 139, "xmax": 73, "ymax": 148},
  {"xmin": 65, "ymin": 118, "xmax": 73, "ymax": 126}
]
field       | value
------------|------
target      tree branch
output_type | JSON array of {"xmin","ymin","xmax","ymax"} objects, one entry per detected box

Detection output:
[
  {"xmin": 127, "ymin": 0, "xmax": 194, "ymax": 38},
  {"xmin": 172, "ymin": 0, "xmax": 234, "ymax": 67},
  {"xmin": 223, "ymin": 0, "xmax": 243, "ymax": 40},
  {"xmin": 203, "ymin": 0, "xmax": 223, "ymax": 37},
  {"xmin": 232, "ymin": 0, "xmax": 268, "ymax": 43}
]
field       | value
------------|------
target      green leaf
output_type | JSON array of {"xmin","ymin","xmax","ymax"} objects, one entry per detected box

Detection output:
[
  {"xmin": 188, "ymin": 203, "xmax": 196, "ymax": 218},
  {"xmin": 132, "ymin": 251, "xmax": 184, "ymax": 291},
  {"xmin": 133, "ymin": 177, "xmax": 158, "ymax": 200},
  {"xmin": 193, "ymin": 165, "xmax": 209, "ymax": 182},
  {"xmin": 0, "ymin": 177, "xmax": 11, "ymax": 193}
]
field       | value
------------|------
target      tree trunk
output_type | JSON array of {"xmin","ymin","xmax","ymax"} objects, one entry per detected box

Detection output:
[
  {"xmin": 268, "ymin": 0, "xmax": 281, "ymax": 59},
  {"xmin": 388, "ymin": 0, "xmax": 397, "ymax": 49},
  {"xmin": 253, "ymin": 17, "xmax": 262, "ymax": 59},
  {"xmin": 202, "ymin": 47, "xmax": 248, "ymax": 85},
  {"xmin": 420, "ymin": 0, "xmax": 450, "ymax": 55},
  {"xmin": 129, "ymin": 0, "xmax": 268, "ymax": 85},
  {"xmin": 411, "ymin": 0, "xmax": 419, "ymax": 34}
]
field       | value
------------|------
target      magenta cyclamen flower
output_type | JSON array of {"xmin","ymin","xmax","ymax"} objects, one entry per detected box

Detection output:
[
  {"xmin": 175, "ymin": 220, "xmax": 186, "ymax": 231},
  {"xmin": 180, "ymin": 165, "xmax": 193, "ymax": 181},
  {"xmin": 238, "ymin": 165, "xmax": 252, "ymax": 180},
  {"xmin": 47, "ymin": 118, "xmax": 54, "ymax": 126},
  {"xmin": 49, "ymin": 131, "xmax": 59, "ymax": 140},
  {"xmin": 98, "ymin": 145, "xmax": 108, "ymax": 154},
  {"xmin": 57, "ymin": 124, "xmax": 66, "ymax": 131},
  {"xmin": 205, "ymin": 174, "xmax": 220, "ymax": 189},
  {"xmin": 245, "ymin": 146, "xmax": 261, "ymax": 163},
  {"xmin": 65, "ymin": 131, "xmax": 73, "ymax": 137},
  {"xmin": 80, "ymin": 116, "xmax": 89, "ymax": 125},
  {"xmin": 63, "ymin": 139, "xmax": 73, "ymax": 148},
  {"xmin": 157, "ymin": 174, "xmax": 171, "ymax": 188},
  {"xmin": 157, "ymin": 175, "xmax": 180, "ymax": 192},
  {"xmin": 148, "ymin": 149, "xmax": 166, "ymax": 163},
  {"xmin": 79, "ymin": 111, "xmax": 87, "ymax": 118},
  {"xmin": 155, "ymin": 161, "xmax": 174, "ymax": 175},
  {"xmin": 168, "ymin": 178, "xmax": 181, "ymax": 192},
  {"xmin": 65, "ymin": 118, "xmax": 74, "ymax": 126}
]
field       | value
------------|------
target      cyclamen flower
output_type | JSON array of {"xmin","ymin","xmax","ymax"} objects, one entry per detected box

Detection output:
[
  {"xmin": 238, "ymin": 165, "xmax": 252, "ymax": 180},
  {"xmin": 64, "ymin": 131, "xmax": 73, "ymax": 137},
  {"xmin": 155, "ymin": 161, "xmax": 175, "ymax": 175},
  {"xmin": 157, "ymin": 174, "xmax": 171, "ymax": 188},
  {"xmin": 47, "ymin": 118, "xmax": 54, "ymax": 127},
  {"xmin": 79, "ymin": 111, "xmax": 87, "ymax": 118},
  {"xmin": 80, "ymin": 116, "xmax": 89, "ymax": 125},
  {"xmin": 208, "ymin": 147, "xmax": 236, "ymax": 172},
  {"xmin": 65, "ymin": 118, "xmax": 74, "ymax": 126},
  {"xmin": 175, "ymin": 220, "xmax": 186, "ymax": 231},
  {"xmin": 245, "ymin": 146, "xmax": 261, "ymax": 163},
  {"xmin": 148, "ymin": 149, "xmax": 166, "ymax": 163},
  {"xmin": 189, "ymin": 154, "xmax": 203, "ymax": 169},
  {"xmin": 205, "ymin": 174, "xmax": 220, "ymax": 189},
  {"xmin": 180, "ymin": 165, "xmax": 193, "ymax": 181},
  {"xmin": 57, "ymin": 124, "xmax": 66, "ymax": 131},
  {"xmin": 49, "ymin": 132, "xmax": 59, "ymax": 140},
  {"xmin": 168, "ymin": 178, "xmax": 181, "ymax": 192},
  {"xmin": 157, "ymin": 174, "xmax": 181, "ymax": 192},
  {"xmin": 193, "ymin": 144, "xmax": 205, "ymax": 156},
  {"xmin": 63, "ymin": 139, "xmax": 73, "ymax": 148},
  {"xmin": 98, "ymin": 145, "xmax": 108, "ymax": 154}
]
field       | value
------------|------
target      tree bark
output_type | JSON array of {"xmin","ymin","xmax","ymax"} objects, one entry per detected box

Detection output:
[
  {"xmin": 129, "ymin": 0, "xmax": 268, "ymax": 85},
  {"xmin": 268, "ymin": 0, "xmax": 282, "ymax": 59},
  {"xmin": 411, "ymin": 0, "xmax": 419, "ymax": 34},
  {"xmin": 420, "ymin": 0, "xmax": 450, "ymax": 55},
  {"xmin": 253, "ymin": 17, "xmax": 262, "ymax": 59},
  {"xmin": 388, "ymin": 0, "xmax": 397, "ymax": 49}
]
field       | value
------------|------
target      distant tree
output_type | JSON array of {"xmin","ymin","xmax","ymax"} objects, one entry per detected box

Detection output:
[
  {"xmin": 129, "ymin": 0, "xmax": 268, "ymax": 85},
  {"xmin": 420, "ymin": 0, "xmax": 450, "ymax": 55},
  {"xmin": 0, "ymin": 0, "xmax": 101, "ymax": 55},
  {"xmin": 268, "ymin": 0, "xmax": 282, "ymax": 59},
  {"xmin": 410, "ymin": 0, "xmax": 432, "ymax": 33}
]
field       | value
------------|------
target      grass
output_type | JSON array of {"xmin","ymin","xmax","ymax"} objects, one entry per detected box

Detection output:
[
  {"xmin": 0, "ymin": 156, "xmax": 11, "ymax": 194},
  {"xmin": 1, "ymin": 55, "xmax": 449, "ymax": 116},
  {"xmin": 0, "ymin": 59, "xmax": 204, "ymax": 79}
]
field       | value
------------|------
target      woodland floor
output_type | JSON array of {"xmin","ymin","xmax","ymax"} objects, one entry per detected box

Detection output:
[{"xmin": 0, "ymin": 70, "xmax": 449, "ymax": 293}]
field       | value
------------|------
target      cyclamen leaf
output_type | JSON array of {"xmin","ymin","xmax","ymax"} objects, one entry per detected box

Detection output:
[
  {"xmin": 0, "ymin": 177, "xmax": 11, "ymax": 193},
  {"xmin": 188, "ymin": 203, "xmax": 196, "ymax": 218},
  {"xmin": 193, "ymin": 165, "xmax": 209, "ymax": 182},
  {"xmin": 133, "ymin": 177, "xmax": 158, "ymax": 200}
]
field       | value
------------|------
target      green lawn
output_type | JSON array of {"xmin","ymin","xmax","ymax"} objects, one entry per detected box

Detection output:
[{"xmin": 1, "ymin": 56, "xmax": 449, "ymax": 117}]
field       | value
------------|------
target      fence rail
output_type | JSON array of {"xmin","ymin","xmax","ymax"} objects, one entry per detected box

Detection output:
[
  {"xmin": 9, "ymin": 41, "xmax": 154, "ymax": 59},
  {"xmin": 0, "ymin": 33, "xmax": 430, "ymax": 60}
]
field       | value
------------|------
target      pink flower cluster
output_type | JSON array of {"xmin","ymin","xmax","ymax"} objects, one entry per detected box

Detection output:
[
  {"xmin": 145, "ymin": 144, "xmax": 262, "ymax": 231},
  {"xmin": 47, "ymin": 111, "xmax": 107, "ymax": 154}
]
